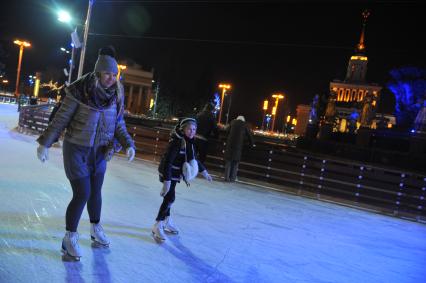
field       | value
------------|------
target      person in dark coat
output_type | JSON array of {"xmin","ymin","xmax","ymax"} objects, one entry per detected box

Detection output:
[
  {"xmin": 152, "ymin": 118, "xmax": 212, "ymax": 241},
  {"xmin": 195, "ymin": 102, "xmax": 219, "ymax": 163},
  {"xmin": 224, "ymin": 115, "xmax": 254, "ymax": 182},
  {"xmin": 36, "ymin": 46, "xmax": 135, "ymax": 260}
]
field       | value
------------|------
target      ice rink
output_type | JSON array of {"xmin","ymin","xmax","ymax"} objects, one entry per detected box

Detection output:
[{"xmin": 1, "ymin": 103, "xmax": 426, "ymax": 283}]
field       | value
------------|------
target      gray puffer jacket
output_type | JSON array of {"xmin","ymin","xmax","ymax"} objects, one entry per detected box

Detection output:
[{"xmin": 37, "ymin": 74, "xmax": 134, "ymax": 150}]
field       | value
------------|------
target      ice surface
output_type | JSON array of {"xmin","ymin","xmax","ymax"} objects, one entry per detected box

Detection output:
[{"xmin": 1, "ymin": 103, "xmax": 426, "ymax": 283}]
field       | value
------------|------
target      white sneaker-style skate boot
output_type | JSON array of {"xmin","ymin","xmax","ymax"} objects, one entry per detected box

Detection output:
[
  {"xmin": 152, "ymin": 221, "xmax": 166, "ymax": 241},
  {"xmin": 164, "ymin": 216, "xmax": 179, "ymax": 234},
  {"xmin": 90, "ymin": 223, "xmax": 110, "ymax": 247},
  {"xmin": 61, "ymin": 231, "xmax": 82, "ymax": 260}
]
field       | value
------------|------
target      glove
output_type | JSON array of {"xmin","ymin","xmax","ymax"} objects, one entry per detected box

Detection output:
[
  {"xmin": 160, "ymin": 181, "xmax": 171, "ymax": 197},
  {"xmin": 126, "ymin": 147, "xmax": 135, "ymax": 162},
  {"xmin": 37, "ymin": 145, "xmax": 49, "ymax": 163},
  {"xmin": 201, "ymin": 170, "xmax": 212, "ymax": 182}
]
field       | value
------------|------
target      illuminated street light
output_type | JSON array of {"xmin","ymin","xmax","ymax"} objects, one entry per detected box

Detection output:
[
  {"xmin": 13, "ymin": 39, "xmax": 31, "ymax": 98},
  {"xmin": 57, "ymin": 10, "xmax": 72, "ymax": 23},
  {"xmin": 60, "ymin": 47, "xmax": 70, "ymax": 54},
  {"xmin": 218, "ymin": 83, "xmax": 231, "ymax": 124},
  {"xmin": 271, "ymin": 93, "xmax": 284, "ymax": 132},
  {"xmin": 261, "ymin": 100, "xmax": 269, "ymax": 130},
  {"xmin": 56, "ymin": 1, "xmax": 93, "ymax": 79},
  {"xmin": 117, "ymin": 64, "xmax": 127, "ymax": 80}
]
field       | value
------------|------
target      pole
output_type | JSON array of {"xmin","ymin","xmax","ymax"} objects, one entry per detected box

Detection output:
[
  {"xmin": 225, "ymin": 94, "xmax": 232, "ymax": 125},
  {"xmin": 14, "ymin": 45, "xmax": 24, "ymax": 98},
  {"xmin": 68, "ymin": 45, "xmax": 75, "ymax": 85},
  {"xmin": 153, "ymin": 80, "xmax": 159, "ymax": 117},
  {"xmin": 218, "ymin": 88, "xmax": 226, "ymax": 124},
  {"xmin": 261, "ymin": 110, "xmax": 266, "ymax": 130},
  {"xmin": 77, "ymin": 0, "xmax": 94, "ymax": 78}
]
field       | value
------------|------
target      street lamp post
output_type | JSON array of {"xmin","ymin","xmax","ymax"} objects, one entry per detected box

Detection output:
[
  {"xmin": 77, "ymin": 0, "xmax": 94, "ymax": 78},
  {"xmin": 261, "ymin": 100, "xmax": 268, "ymax": 131},
  {"xmin": 117, "ymin": 64, "xmax": 127, "ymax": 80},
  {"xmin": 218, "ymin": 83, "xmax": 231, "ymax": 124},
  {"xmin": 271, "ymin": 93, "xmax": 284, "ymax": 133},
  {"xmin": 13, "ymin": 40, "xmax": 31, "ymax": 98}
]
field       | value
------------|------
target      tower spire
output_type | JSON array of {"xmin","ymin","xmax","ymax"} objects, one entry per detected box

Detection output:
[{"xmin": 356, "ymin": 9, "xmax": 371, "ymax": 54}]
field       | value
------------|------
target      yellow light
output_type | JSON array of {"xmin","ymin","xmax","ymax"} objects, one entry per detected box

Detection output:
[
  {"xmin": 118, "ymin": 64, "xmax": 127, "ymax": 70},
  {"xmin": 14, "ymin": 40, "xmax": 31, "ymax": 47},
  {"xmin": 387, "ymin": 123, "xmax": 393, "ymax": 129},
  {"xmin": 33, "ymin": 77, "xmax": 40, "ymax": 97},
  {"xmin": 350, "ymin": 56, "xmax": 367, "ymax": 61},
  {"xmin": 263, "ymin": 100, "xmax": 268, "ymax": 110},
  {"xmin": 2, "ymin": 80, "xmax": 8, "ymax": 83},
  {"xmin": 149, "ymin": 98, "xmax": 154, "ymax": 109},
  {"xmin": 272, "ymin": 93, "xmax": 284, "ymax": 99},
  {"xmin": 292, "ymin": 118, "xmax": 297, "ymax": 125},
  {"xmin": 272, "ymin": 106, "xmax": 276, "ymax": 115},
  {"xmin": 372, "ymin": 100, "xmax": 376, "ymax": 106},
  {"xmin": 286, "ymin": 115, "xmax": 291, "ymax": 123},
  {"xmin": 339, "ymin": 119, "xmax": 347, "ymax": 133},
  {"xmin": 219, "ymin": 83, "xmax": 231, "ymax": 90}
]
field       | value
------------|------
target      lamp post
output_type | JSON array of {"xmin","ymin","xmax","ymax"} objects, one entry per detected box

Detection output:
[
  {"xmin": 57, "ymin": 1, "xmax": 92, "ymax": 80},
  {"xmin": 261, "ymin": 100, "xmax": 268, "ymax": 131},
  {"xmin": 218, "ymin": 83, "xmax": 231, "ymax": 124},
  {"xmin": 13, "ymin": 40, "xmax": 31, "ymax": 98},
  {"xmin": 271, "ymin": 93, "xmax": 284, "ymax": 132},
  {"xmin": 117, "ymin": 64, "xmax": 127, "ymax": 80},
  {"xmin": 77, "ymin": 0, "xmax": 94, "ymax": 79}
]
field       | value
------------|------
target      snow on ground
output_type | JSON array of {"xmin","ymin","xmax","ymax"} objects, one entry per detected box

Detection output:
[{"xmin": 1, "ymin": 103, "xmax": 426, "ymax": 283}]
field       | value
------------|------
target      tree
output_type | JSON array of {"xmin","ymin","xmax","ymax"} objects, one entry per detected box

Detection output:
[{"xmin": 387, "ymin": 67, "xmax": 426, "ymax": 129}]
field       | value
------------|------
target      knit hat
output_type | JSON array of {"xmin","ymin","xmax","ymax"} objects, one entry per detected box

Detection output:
[
  {"xmin": 94, "ymin": 46, "xmax": 118, "ymax": 74},
  {"xmin": 179, "ymin": 117, "xmax": 197, "ymax": 130},
  {"xmin": 236, "ymin": 115, "xmax": 245, "ymax": 122}
]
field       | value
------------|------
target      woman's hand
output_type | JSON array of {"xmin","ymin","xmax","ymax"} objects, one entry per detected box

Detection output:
[
  {"xmin": 161, "ymin": 181, "xmax": 171, "ymax": 197},
  {"xmin": 37, "ymin": 145, "xmax": 49, "ymax": 163}
]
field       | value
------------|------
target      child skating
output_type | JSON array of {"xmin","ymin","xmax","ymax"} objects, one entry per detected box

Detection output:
[{"xmin": 152, "ymin": 118, "xmax": 212, "ymax": 241}]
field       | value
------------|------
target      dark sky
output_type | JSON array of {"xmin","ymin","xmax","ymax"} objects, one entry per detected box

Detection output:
[{"xmin": 1, "ymin": 0, "xmax": 425, "ymax": 124}]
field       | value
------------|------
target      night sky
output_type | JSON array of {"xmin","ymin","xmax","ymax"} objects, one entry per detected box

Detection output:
[{"xmin": 1, "ymin": 0, "xmax": 425, "ymax": 125}]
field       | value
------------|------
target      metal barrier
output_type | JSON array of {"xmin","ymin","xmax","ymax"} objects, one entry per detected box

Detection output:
[
  {"xmin": 0, "ymin": 95, "xmax": 17, "ymax": 104},
  {"xmin": 18, "ymin": 104, "xmax": 53, "ymax": 133},
  {"xmin": 18, "ymin": 105, "xmax": 426, "ymax": 222}
]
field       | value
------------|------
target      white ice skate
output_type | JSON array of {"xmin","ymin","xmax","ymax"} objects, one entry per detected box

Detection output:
[
  {"xmin": 152, "ymin": 221, "xmax": 166, "ymax": 241},
  {"xmin": 163, "ymin": 216, "xmax": 179, "ymax": 234},
  {"xmin": 90, "ymin": 223, "xmax": 110, "ymax": 247},
  {"xmin": 61, "ymin": 231, "xmax": 82, "ymax": 260}
]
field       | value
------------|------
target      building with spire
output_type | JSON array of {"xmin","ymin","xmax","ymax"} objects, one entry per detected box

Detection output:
[{"xmin": 329, "ymin": 10, "xmax": 382, "ymax": 132}]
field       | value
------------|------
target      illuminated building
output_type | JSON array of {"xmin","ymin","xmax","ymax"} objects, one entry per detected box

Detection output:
[{"xmin": 328, "ymin": 10, "xmax": 382, "ymax": 131}]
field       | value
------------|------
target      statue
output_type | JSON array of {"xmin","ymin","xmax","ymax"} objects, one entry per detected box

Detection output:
[
  {"xmin": 308, "ymin": 94, "xmax": 319, "ymax": 124},
  {"xmin": 360, "ymin": 93, "xmax": 373, "ymax": 127},
  {"xmin": 324, "ymin": 91, "xmax": 337, "ymax": 123}
]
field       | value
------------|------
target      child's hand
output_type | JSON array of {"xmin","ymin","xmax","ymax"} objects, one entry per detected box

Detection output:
[
  {"xmin": 161, "ymin": 181, "xmax": 171, "ymax": 196},
  {"xmin": 201, "ymin": 170, "xmax": 212, "ymax": 182}
]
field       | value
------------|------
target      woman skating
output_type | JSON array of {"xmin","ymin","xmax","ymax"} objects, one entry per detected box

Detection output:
[{"xmin": 37, "ymin": 46, "xmax": 135, "ymax": 260}]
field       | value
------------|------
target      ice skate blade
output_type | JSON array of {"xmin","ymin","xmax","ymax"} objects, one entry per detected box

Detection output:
[
  {"xmin": 151, "ymin": 231, "xmax": 165, "ymax": 242},
  {"xmin": 61, "ymin": 248, "xmax": 81, "ymax": 261},
  {"xmin": 90, "ymin": 236, "xmax": 110, "ymax": 247}
]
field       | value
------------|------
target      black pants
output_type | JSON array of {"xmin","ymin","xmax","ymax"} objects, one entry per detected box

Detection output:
[
  {"xmin": 225, "ymin": 160, "xmax": 239, "ymax": 182},
  {"xmin": 65, "ymin": 173, "xmax": 105, "ymax": 232},
  {"xmin": 156, "ymin": 181, "xmax": 177, "ymax": 221},
  {"xmin": 195, "ymin": 138, "xmax": 208, "ymax": 164}
]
